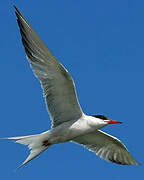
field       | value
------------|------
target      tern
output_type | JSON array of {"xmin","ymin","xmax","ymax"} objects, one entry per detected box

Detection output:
[{"xmin": 3, "ymin": 6, "xmax": 139, "ymax": 168}]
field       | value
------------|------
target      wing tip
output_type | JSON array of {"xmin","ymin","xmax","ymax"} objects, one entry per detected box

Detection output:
[
  {"xmin": 13, "ymin": 5, "xmax": 26, "ymax": 23},
  {"xmin": 134, "ymin": 161, "xmax": 141, "ymax": 166},
  {"xmin": 109, "ymin": 157, "xmax": 140, "ymax": 166},
  {"xmin": 13, "ymin": 5, "xmax": 20, "ymax": 15},
  {"xmin": 13, "ymin": 5, "xmax": 20, "ymax": 17}
]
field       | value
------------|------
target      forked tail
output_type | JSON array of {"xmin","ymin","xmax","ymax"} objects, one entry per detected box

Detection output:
[{"xmin": 2, "ymin": 133, "xmax": 51, "ymax": 169}]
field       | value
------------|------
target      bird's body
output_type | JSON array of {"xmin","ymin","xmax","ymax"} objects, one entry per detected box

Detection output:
[
  {"xmin": 2, "ymin": 6, "xmax": 139, "ymax": 169},
  {"xmin": 42, "ymin": 115, "xmax": 107, "ymax": 145}
]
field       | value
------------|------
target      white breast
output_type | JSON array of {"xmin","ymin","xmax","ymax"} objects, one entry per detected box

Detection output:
[{"xmin": 47, "ymin": 114, "xmax": 107, "ymax": 144}]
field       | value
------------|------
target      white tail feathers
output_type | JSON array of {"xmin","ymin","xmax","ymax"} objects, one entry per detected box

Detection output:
[{"xmin": 3, "ymin": 134, "xmax": 50, "ymax": 169}]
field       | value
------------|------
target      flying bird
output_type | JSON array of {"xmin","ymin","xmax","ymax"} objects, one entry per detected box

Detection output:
[{"xmin": 3, "ymin": 6, "xmax": 139, "ymax": 168}]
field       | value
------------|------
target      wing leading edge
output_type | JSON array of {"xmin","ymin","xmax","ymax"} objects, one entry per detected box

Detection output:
[{"xmin": 14, "ymin": 6, "xmax": 83, "ymax": 127}]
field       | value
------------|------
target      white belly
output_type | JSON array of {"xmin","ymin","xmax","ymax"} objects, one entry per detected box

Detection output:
[{"xmin": 46, "ymin": 114, "xmax": 107, "ymax": 144}]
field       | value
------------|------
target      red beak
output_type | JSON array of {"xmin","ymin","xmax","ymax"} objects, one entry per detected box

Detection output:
[{"xmin": 107, "ymin": 120, "xmax": 122, "ymax": 124}]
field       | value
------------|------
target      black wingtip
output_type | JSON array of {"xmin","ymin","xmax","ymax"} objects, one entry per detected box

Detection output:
[
  {"xmin": 13, "ymin": 5, "xmax": 19, "ymax": 14},
  {"xmin": 13, "ymin": 5, "xmax": 19, "ymax": 13},
  {"xmin": 13, "ymin": 5, "xmax": 17, "ymax": 9},
  {"xmin": 13, "ymin": 5, "xmax": 24, "ymax": 19},
  {"xmin": 13, "ymin": 5, "xmax": 19, "ymax": 18}
]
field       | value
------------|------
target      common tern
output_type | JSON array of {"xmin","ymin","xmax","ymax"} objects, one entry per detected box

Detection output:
[{"xmin": 3, "ymin": 6, "xmax": 139, "ymax": 169}]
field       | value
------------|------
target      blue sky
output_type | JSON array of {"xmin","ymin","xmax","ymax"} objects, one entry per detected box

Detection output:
[{"xmin": 1, "ymin": 0, "xmax": 143, "ymax": 179}]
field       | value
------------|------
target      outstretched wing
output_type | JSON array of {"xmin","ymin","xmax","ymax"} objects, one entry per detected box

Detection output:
[
  {"xmin": 72, "ymin": 130, "xmax": 139, "ymax": 165},
  {"xmin": 14, "ymin": 6, "xmax": 82, "ymax": 127}
]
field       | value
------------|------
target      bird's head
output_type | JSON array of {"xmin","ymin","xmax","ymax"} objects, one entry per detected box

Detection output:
[{"xmin": 93, "ymin": 115, "xmax": 122, "ymax": 125}]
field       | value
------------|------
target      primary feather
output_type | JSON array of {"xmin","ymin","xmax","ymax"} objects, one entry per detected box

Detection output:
[
  {"xmin": 14, "ymin": 6, "xmax": 82, "ymax": 128},
  {"xmin": 72, "ymin": 130, "xmax": 138, "ymax": 165}
]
